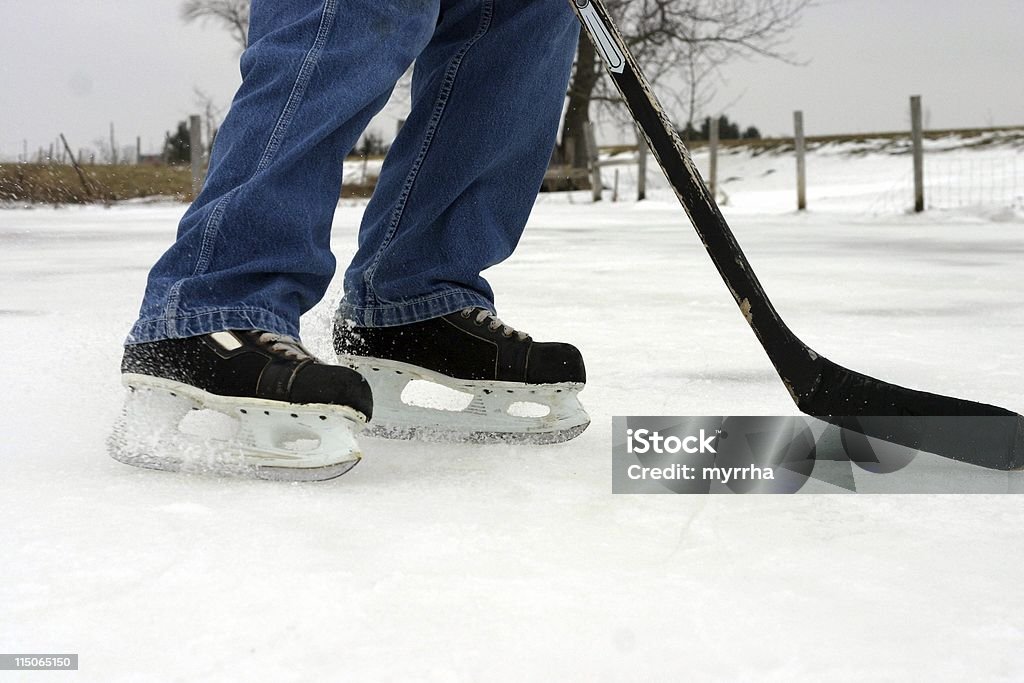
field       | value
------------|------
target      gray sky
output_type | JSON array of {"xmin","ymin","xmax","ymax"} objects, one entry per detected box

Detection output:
[{"xmin": 1, "ymin": 0, "xmax": 1021, "ymax": 161}]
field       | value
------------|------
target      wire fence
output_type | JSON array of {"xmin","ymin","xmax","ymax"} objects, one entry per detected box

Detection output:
[
  {"xmin": 925, "ymin": 150, "xmax": 1024, "ymax": 210},
  {"xmin": 865, "ymin": 147, "xmax": 1024, "ymax": 215}
]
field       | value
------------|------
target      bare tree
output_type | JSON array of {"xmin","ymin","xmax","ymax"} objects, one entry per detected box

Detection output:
[
  {"xmin": 181, "ymin": 0, "xmax": 250, "ymax": 49},
  {"xmin": 561, "ymin": 0, "xmax": 811, "ymax": 166},
  {"xmin": 91, "ymin": 137, "xmax": 115, "ymax": 165},
  {"xmin": 193, "ymin": 87, "xmax": 225, "ymax": 153}
]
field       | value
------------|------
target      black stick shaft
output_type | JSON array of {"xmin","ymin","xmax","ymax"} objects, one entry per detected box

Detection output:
[{"xmin": 568, "ymin": 0, "xmax": 816, "ymax": 393}]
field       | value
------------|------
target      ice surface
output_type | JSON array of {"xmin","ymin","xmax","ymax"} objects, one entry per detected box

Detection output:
[{"xmin": 1, "ymin": 143, "xmax": 1023, "ymax": 681}]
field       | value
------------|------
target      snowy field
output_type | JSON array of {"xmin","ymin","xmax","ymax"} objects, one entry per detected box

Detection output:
[{"xmin": 2, "ymin": 141, "xmax": 1024, "ymax": 681}]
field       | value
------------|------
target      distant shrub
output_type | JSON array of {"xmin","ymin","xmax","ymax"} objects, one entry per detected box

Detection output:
[{"xmin": 679, "ymin": 115, "xmax": 762, "ymax": 142}]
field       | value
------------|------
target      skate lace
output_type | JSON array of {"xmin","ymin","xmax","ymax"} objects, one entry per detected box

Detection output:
[
  {"xmin": 257, "ymin": 332, "xmax": 313, "ymax": 361},
  {"xmin": 460, "ymin": 308, "xmax": 529, "ymax": 340}
]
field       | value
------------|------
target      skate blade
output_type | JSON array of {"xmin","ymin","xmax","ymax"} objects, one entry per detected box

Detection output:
[
  {"xmin": 108, "ymin": 374, "xmax": 365, "ymax": 482},
  {"xmin": 337, "ymin": 355, "xmax": 590, "ymax": 445},
  {"xmin": 364, "ymin": 421, "xmax": 590, "ymax": 445}
]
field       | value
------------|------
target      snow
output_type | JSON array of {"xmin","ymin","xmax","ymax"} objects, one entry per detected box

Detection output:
[{"xmin": 2, "ymin": 140, "xmax": 1024, "ymax": 681}]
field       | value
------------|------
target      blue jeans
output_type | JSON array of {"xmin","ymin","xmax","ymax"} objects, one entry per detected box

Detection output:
[{"xmin": 128, "ymin": 0, "xmax": 579, "ymax": 343}]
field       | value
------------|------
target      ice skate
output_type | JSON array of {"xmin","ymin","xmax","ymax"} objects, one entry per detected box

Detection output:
[
  {"xmin": 109, "ymin": 330, "xmax": 373, "ymax": 481},
  {"xmin": 333, "ymin": 308, "xmax": 588, "ymax": 444}
]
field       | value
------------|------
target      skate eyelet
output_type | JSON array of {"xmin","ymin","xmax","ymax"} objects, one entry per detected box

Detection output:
[
  {"xmin": 460, "ymin": 310, "xmax": 471, "ymax": 319},
  {"xmin": 319, "ymin": 415, "xmax": 327, "ymax": 420},
  {"xmin": 240, "ymin": 409, "xmax": 247, "ymax": 414},
  {"xmin": 264, "ymin": 410, "xmax": 270, "ymax": 415}
]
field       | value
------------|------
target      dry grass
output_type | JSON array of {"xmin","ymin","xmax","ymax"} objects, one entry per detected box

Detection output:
[
  {"xmin": 0, "ymin": 163, "xmax": 378, "ymax": 204},
  {"xmin": 0, "ymin": 164, "xmax": 193, "ymax": 204}
]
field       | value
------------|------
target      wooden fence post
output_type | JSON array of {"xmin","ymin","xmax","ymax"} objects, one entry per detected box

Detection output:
[
  {"xmin": 794, "ymin": 110, "xmax": 807, "ymax": 211},
  {"xmin": 636, "ymin": 126, "xmax": 647, "ymax": 201},
  {"xmin": 190, "ymin": 114, "xmax": 203, "ymax": 197},
  {"xmin": 910, "ymin": 95, "xmax": 924, "ymax": 212},
  {"xmin": 708, "ymin": 116, "xmax": 719, "ymax": 199},
  {"xmin": 585, "ymin": 121, "xmax": 602, "ymax": 202},
  {"xmin": 60, "ymin": 133, "xmax": 93, "ymax": 199}
]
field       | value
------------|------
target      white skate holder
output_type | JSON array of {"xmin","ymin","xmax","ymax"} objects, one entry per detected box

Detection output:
[
  {"xmin": 108, "ymin": 375, "xmax": 364, "ymax": 481},
  {"xmin": 339, "ymin": 356, "xmax": 589, "ymax": 444}
]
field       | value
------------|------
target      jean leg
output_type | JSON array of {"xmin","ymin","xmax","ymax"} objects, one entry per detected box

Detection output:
[
  {"xmin": 128, "ymin": 0, "xmax": 440, "ymax": 343},
  {"xmin": 340, "ymin": 0, "xmax": 580, "ymax": 327}
]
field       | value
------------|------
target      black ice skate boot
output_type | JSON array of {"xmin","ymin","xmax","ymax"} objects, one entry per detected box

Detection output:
[
  {"xmin": 109, "ymin": 330, "xmax": 373, "ymax": 481},
  {"xmin": 333, "ymin": 308, "xmax": 588, "ymax": 444}
]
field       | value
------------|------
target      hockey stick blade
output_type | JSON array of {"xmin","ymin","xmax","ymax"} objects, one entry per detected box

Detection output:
[{"xmin": 569, "ymin": 0, "xmax": 1024, "ymax": 470}]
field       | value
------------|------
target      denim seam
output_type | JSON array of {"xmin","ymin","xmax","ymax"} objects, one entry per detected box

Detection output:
[
  {"xmin": 163, "ymin": 0, "xmax": 339, "ymax": 334},
  {"xmin": 255, "ymin": 0, "xmax": 339, "ymax": 173},
  {"xmin": 339, "ymin": 289, "xmax": 494, "ymax": 327},
  {"xmin": 135, "ymin": 306, "xmax": 287, "ymax": 324},
  {"xmin": 164, "ymin": 187, "xmax": 240, "ymax": 332},
  {"xmin": 362, "ymin": 0, "xmax": 495, "ymax": 316},
  {"xmin": 130, "ymin": 306, "xmax": 297, "ymax": 342},
  {"xmin": 349, "ymin": 288, "xmax": 484, "ymax": 312}
]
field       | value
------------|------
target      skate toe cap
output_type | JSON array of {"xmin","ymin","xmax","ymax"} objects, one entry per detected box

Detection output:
[
  {"xmin": 292, "ymin": 364, "xmax": 374, "ymax": 421},
  {"xmin": 526, "ymin": 342, "xmax": 586, "ymax": 385}
]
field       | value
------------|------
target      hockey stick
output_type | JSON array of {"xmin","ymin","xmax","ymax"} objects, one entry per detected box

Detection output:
[{"xmin": 569, "ymin": 0, "xmax": 1024, "ymax": 470}]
